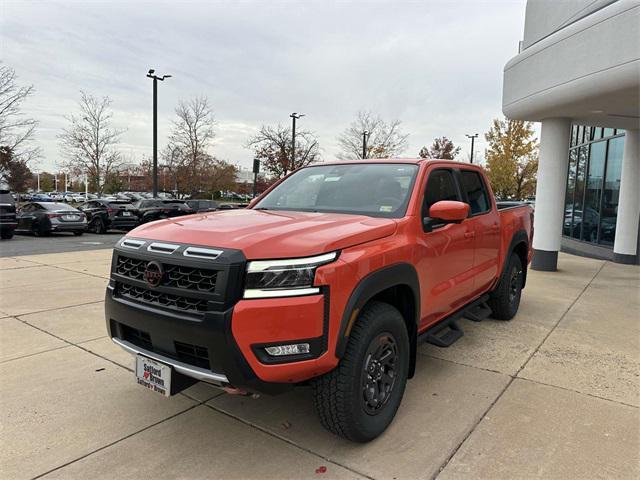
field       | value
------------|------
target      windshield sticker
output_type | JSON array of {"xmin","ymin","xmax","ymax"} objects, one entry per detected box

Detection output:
[
  {"xmin": 324, "ymin": 176, "xmax": 341, "ymax": 182},
  {"xmin": 379, "ymin": 206, "xmax": 393, "ymax": 212}
]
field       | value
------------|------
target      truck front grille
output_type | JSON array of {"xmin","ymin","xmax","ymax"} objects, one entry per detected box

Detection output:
[
  {"xmin": 115, "ymin": 255, "xmax": 219, "ymax": 293},
  {"xmin": 116, "ymin": 282, "xmax": 209, "ymax": 314}
]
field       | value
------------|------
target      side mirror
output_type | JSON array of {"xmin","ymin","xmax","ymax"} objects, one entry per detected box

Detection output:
[{"xmin": 423, "ymin": 200, "xmax": 470, "ymax": 232}]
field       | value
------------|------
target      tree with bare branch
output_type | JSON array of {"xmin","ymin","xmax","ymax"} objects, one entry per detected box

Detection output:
[
  {"xmin": 337, "ymin": 111, "xmax": 409, "ymax": 160},
  {"xmin": 0, "ymin": 64, "xmax": 40, "ymax": 165},
  {"xmin": 58, "ymin": 91, "xmax": 125, "ymax": 193},
  {"xmin": 165, "ymin": 96, "xmax": 217, "ymax": 194},
  {"xmin": 418, "ymin": 136, "xmax": 461, "ymax": 160},
  {"xmin": 246, "ymin": 124, "xmax": 319, "ymax": 178}
]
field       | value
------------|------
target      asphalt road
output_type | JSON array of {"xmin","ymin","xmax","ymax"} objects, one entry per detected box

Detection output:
[{"xmin": 0, "ymin": 231, "xmax": 123, "ymax": 257}]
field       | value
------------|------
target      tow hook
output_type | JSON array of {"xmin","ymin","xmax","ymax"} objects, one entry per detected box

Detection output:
[{"xmin": 222, "ymin": 386, "xmax": 257, "ymax": 397}]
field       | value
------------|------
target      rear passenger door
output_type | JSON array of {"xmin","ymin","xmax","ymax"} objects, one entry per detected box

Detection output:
[
  {"xmin": 416, "ymin": 168, "xmax": 477, "ymax": 329},
  {"xmin": 458, "ymin": 169, "xmax": 501, "ymax": 294}
]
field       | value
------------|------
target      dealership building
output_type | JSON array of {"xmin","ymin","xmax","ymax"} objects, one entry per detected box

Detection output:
[{"xmin": 503, "ymin": 0, "xmax": 639, "ymax": 269}]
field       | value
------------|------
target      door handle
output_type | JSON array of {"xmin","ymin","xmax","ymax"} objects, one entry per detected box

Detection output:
[{"xmin": 464, "ymin": 232, "xmax": 475, "ymax": 239}]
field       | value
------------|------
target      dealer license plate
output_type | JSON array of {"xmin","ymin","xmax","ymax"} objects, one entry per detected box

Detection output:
[{"xmin": 135, "ymin": 355, "xmax": 171, "ymax": 397}]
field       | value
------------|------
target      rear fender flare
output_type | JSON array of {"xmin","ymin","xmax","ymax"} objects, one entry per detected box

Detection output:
[{"xmin": 497, "ymin": 229, "xmax": 529, "ymax": 290}]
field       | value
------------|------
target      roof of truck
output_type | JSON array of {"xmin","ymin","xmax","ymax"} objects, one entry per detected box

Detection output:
[{"xmin": 312, "ymin": 158, "xmax": 483, "ymax": 168}]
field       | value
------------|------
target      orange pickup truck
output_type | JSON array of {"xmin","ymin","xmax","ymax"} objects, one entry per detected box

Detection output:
[{"xmin": 106, "ymin": 159, "xmax": 533, "ymax": 441}]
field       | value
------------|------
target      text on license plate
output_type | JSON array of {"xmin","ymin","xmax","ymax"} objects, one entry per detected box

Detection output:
[{"xmin": 135, "ymin": 355, "xmax": 172, "ymax": 397}]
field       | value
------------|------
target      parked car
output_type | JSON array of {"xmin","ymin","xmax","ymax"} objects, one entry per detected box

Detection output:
[
  {"xmin": 15, "ymin": 202, "xmax": 87, "ymax": 236},
  {"xmin": 129, "ymin": 199, "xmax": 193, "ymax": 224},
  {"xmin": 106, "ymin": 159, "xmax": 534, "ymax": 442},
  {"xmin": 78, "ymin": 199, "xmax": 139, "ymax": 234},
  {"xmin": 63, "ymin": 193, "xmax": 85, "ymax": 203},
  {"xmin": 186, "ymin": 199, "xmax": 219, "ymax": 213},
  {"xmin": 0, "ymin": 190, "xmax": 17, "ymax": 239},
  {"xmin": 30, "ymin": 193, "xmax": 53, "ymax": 202}
]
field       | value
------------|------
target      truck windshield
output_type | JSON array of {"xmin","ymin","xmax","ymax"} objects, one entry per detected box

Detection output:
[{"xmin": 254, "ymin": 163, "xmax": 419, "ymax": 218}]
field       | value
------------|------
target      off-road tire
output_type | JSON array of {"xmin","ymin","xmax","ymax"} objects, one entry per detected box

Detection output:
[
  {"xmin": 489, "ymin": 253, "xmax": 523, "ymax": 320},
  {"xmin": 312, "ymin": 301, "xmax": 409, "ymax": 442}
]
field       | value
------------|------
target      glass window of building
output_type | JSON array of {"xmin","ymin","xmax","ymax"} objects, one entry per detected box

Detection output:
[
  {"xmin": 564, "ymin": 148, "xmax": 578, "ymax": 236},
  {"xmin": 581, "ymin": 141, "xmax": 606, "ymax": 243},
  {"xmin": 603, "ymin": 127, "xmax": 615, "ymax": 138},
  {"xmin": 599, "ymin": 136, "xmax": 624, "ymax": 246},
  {"xmin": 570, "ymin": 146, "xmax": 588, "ymax": 239}
]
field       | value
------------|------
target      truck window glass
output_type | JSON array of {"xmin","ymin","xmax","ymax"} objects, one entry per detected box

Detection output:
[
  {"xmin": 461, "ymin": 170, "xmax": 490, "ymax": 214},
  {"xmin": 254, "ymin": 163, "xmax": 419, "ymax": 218},
  {"xmin": 424, "ymin": 169, "xmax": 459, "ymax": 212}
]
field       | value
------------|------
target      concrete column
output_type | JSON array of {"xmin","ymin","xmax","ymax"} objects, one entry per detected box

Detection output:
[
  {"xmin": 532, "ymin": 118, "xmax": 572, "ymax": 271},
  {"xmin": 613, "ymin": 129, "xmax": 640, "ymax": 264}
]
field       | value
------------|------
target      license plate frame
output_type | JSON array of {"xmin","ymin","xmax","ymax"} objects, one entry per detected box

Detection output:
[{"xmin": 135, "ymin": 354, "xmax": 172, "ymax": 397}]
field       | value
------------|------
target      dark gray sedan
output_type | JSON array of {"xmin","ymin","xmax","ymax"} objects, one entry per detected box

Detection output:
[{"xmin": 15, "ymin": 202, "xmax": 88, "ymax": 236}]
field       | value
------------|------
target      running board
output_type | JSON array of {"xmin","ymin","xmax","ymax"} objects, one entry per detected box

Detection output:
[
  {"xmin": 464, "ymin": 302, "xmax": 492, "ymax": 322},
  {"xmin": 424, "ymin": 320, "xmax": 464, "ymax": 347},
  {"xmin": 418, "ymin": 294, "xmax": 491, "ymax": 348}
]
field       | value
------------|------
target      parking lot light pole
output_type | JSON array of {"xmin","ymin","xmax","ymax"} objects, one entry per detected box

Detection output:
[
  {"xmin": 290, "ymin": 113, "xmax": 304, "ymax": 172},
  {"xmin": 147, "ymin": 69, "xmax": 172, "ymax": 198},
  {"xmin": 362, "ymin": 130, "xmax": 370, "ymax": 159},
  {"xmin": 466, "ymin": 133, "xmax": 479, "ymax": 164}
]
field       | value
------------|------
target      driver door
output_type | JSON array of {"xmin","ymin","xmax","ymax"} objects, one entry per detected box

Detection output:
[{"xmin": 415, "ymin": 168, "xmax": 476, "ymax": 330}]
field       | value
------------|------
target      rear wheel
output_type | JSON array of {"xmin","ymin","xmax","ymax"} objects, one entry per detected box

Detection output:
[
  {"xmin": 312, "ymin": 301, "xmax": 409, "ymax": 442},
  {"xmin": 33, "ymin": 222, "xmax": 49, "ymax": 237},
  {"xmin": 73, "ymin": 231, "xmax": 84, "ymax": 236},
  {"xmin": 489, "ymin": 253, "xmax": 523, "ymax": 320},
  {"xmin": 92, "ymin": 218, "xmax": 106, "ymax": 234}
]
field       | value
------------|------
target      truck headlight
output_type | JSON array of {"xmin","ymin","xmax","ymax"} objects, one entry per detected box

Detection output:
[{"xmin": 244, "ymin": 252, "xmax": 338, "ymax": 299}]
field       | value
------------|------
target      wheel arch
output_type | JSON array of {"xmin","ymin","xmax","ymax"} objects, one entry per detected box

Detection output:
[
  {"xmin": 336, "ymin": 262, "xmax": 421, "ymax": 378},
  {"xmin": 499, "ymin": 229, "xmax": 529, "ymax": 290}
]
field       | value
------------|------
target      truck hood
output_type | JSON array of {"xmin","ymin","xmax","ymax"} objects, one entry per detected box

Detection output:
[{"xmin": 128, "ymin": 209, "xmax": 397, "ymax": 259}]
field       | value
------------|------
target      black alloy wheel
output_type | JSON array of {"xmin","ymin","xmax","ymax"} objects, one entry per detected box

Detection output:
[{"xmin": 361, "ymin": 333, "xmax": 398, "ymax": 415}]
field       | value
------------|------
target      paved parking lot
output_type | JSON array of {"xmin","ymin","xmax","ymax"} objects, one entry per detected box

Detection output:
[
  {"xmin": 1, "ymin": 250, "xmax": 638, "ymax": 479},
  {"xmin": 0, "ymin": 233, "xmax": 122, "ymax": 257}
]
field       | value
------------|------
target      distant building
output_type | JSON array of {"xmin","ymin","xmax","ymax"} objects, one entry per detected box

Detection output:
[
  {"xmin": 235, "ymin": 169, "xmax": 254, "ymax": 184},
  {"xmin": 503, "ymin": 0, "xmax": 639, "ymax": 268}
]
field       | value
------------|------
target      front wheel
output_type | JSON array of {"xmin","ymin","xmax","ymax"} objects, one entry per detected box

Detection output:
[
  {"xmin": 312, "ymin": 301, "xmax": 409, "ymax": 442},
  {"xmin": 489, "ymin": 253, "xmax": 524, "ymax": 320},
  {"xmin": 0, "ymin": 230, "xmax": 13, "ymax": 239}
]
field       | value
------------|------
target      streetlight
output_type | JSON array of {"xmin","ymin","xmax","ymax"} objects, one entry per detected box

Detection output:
[
  {"xmin": 466, "ymin": 133, "xmax": 479, "ymax": 164},
  {"xmin": 147, "ymin": 68, "xmax": 172, "ymax": 198},
  {"xmin": 362, "ymin": 130, "xmax": 370, "ymax": 159},
  {"xmin": 290, "ymin": 112, "xmax": 304, "ymax": 171}
]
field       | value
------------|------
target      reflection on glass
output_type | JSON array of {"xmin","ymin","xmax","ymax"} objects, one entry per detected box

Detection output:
[
  {"xmin": 569, "ymin": 146, "xmax": 588, "ymax": 239},
  {"xmin": 599, "ymin": 137, "xmax": 624, "ymax": 246},
  {"xmin": 581, "ymin": 141, "xmax": 605, "ymax": 243},
  {"xmin": 564, "ymin": 148, "xmax": 578, "ymax": 236},
  {"xmin": 603, "ymin": 127, "xmax": 615, "ymax": 138}
]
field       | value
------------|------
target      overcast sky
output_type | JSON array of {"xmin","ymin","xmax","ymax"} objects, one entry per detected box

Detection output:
[{"xmin": 2, "ymin": 0, "xmax": 526, "ymax": 173}]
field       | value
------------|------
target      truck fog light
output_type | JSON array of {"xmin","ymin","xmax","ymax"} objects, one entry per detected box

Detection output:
[{"xmin": 265, "ymin": 343, "xmax": 310, "ymax": 356}]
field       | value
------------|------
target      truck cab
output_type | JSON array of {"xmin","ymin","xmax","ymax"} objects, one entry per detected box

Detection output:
[{"xmin": 106, "ymin": 159, "xmax": 533, "ymax": 442}]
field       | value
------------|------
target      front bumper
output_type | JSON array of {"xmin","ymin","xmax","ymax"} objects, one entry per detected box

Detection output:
[{"xmin": 106, "ymin": 283, "xmax": 332, "ymax": 395}]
